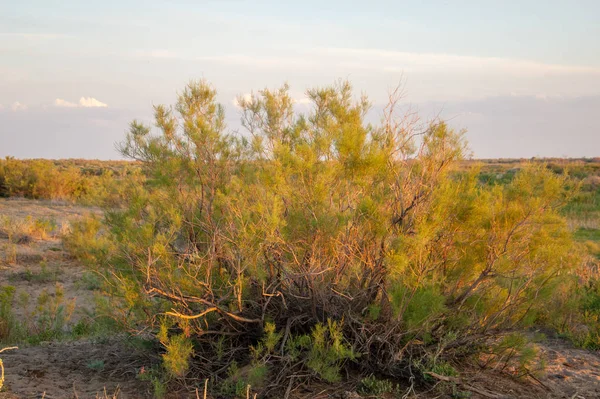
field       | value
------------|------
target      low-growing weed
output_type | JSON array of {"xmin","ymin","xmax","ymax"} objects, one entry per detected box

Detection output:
[
  {"xmin": 359, "ymin": 374, "xmax": 399, "ymax": 397},
  {"xmin": 77, "ymin": 271, "xmax": 102, "ymax": 290},
  {"xmin": 137, "ymin": 364, "xmax": 168, "ymax": 399},
  {"xmin": 87, "ymin": 359, "xmax": 105, "ymax": 371}
]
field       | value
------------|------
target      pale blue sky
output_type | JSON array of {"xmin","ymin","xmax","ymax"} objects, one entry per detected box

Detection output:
[{"xmin": 1, "ymin": 0, "xmax": 599, "ymax": 158}]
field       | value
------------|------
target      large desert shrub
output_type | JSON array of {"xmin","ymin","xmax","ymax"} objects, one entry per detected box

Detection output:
[{"xmin": 95, "ymin": 80, "xmax": 578, "ymax": 394}]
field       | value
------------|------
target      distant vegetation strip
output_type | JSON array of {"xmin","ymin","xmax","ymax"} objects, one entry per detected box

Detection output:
[{"xmin": 0, "ymin": 157, "xmax": 143, "ymax": 205}]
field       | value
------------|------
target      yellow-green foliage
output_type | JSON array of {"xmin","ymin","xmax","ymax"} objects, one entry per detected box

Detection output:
[
  {"xmin": 0, "ymin": 286, "xmax": 20, "ymax": 343},
  {"xmin": 0, "ymin": 157, "xmax": 143, "ymax": 205},
  {"xmin": 157, "ymin": 322, "xmax": 194, "ymax": 378},
  {"xmin": 252, "ymin": 322, "xmax": 282, "ymax": 357},
  {"xmin": 481, "ymin": 333, "xmax": 545, "ymax": 377},
  {"xmin": 91, "ymin": 79, "xmax": 582, "ymax": 389},
  {"xmin": 63, "ymin": 215, "xmax": 114, "ymax": 265},
  {"xmin": 162, "ymin": 335, "xmax": 193, "ymax": 378},
  {"xmin": 1, "ymin": 242, "xmax": 17, "ymax": 264},
  {"xmin": 304, "ymin": 320, "xmax": 357, "ymax": 382},
  {"xmin": 0, "ymin": 284, "xmax": 75, "ymax": 345},
  {"xmin": 0, "ymin": 158, "xmax": 88, "ymax": 200},
  {"xmin": 359, "ymin": 375, "xmax": 398, "ymax": 396},
  {"xmin": 1, "ymin": 215, "xmax": 56, "ymax": 241}
]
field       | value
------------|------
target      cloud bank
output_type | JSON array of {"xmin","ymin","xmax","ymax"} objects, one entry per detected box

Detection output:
[
  {"xmin": 54, "ymin": 97, "xmax": 108, "ymax": 108},
  {"xmin": 10, "ymin": 102, "xmax": 27, "ymax": 111}
]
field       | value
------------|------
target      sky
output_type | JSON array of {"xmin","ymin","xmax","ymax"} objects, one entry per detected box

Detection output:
[{"xmin": 1, "ymin": 0, "xmax": 599, "ymax": 159}]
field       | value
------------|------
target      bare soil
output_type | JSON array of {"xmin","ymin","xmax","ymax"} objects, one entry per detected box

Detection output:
[
  {"xmin": 0, "ymin": 198, "xmax": 101, "ymax": 322},
  {"xmin": 0, "ymin": 199, "xmax": 153, "ymax": 398},
  {"xmin": 0, "ymin": 339, "xmax": 152, "ymax": 399}
]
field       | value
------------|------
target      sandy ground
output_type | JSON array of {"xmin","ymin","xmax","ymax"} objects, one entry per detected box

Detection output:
[
  {"xmin": 1, "ymin": 198, "xmax": 600, "ymax": 399},
  {"xmin": 455, "ymin": 338, "xmax": 600, "ymax": 399},
  {"xmin": 0, "ymin": 339, "xmax": 152, "ymax": 399},
  {"xmin": 0, "ymin": 198, "xmax": 101, "ymax": 322},
  {"xmin": 0, "ymin": 199, "xmax": 152, "ymax": 398}
]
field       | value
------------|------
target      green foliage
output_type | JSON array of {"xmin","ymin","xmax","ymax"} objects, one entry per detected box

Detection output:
[
  {"xmin": 158, "ymin": 327, "xmax": 194, "ymax": 378},
  {"xmin": 218, "ymin": 361, "xmax": 262, "ymax": 398},
  {"xmin": 565, "ymin": 276, "xmax": 600, "ymax": 349},
  {"xmin": 359, "ymin": 375, "xmax": 398, "ymax": 396},
  {"xmin": 82, "ymin": 79, "xmax": 584, "ymax": 393},
  {"xmin": 251, "ymin": 322, "xmax": 282, "ymax": 361},
  {"xmin": 63, "ymin": 215, "xmax": 114, "ymax": 265},
  {"xmin": 0, "ymin": 283, "xmax": 88, "ymax": 345},
  {"xmin": 305, "ymin": 320, "xmax": 356, "ymax": 382},
  {"xmin": 137, "ymin": 364, "xmax": 168, "ymax": 399},
  {"xmin": 0, "ymin": 286, "xmax": 25, "ymax": 343},
  {"xmin": 0, "ymin": 157, "xmax": 143, "ymax": 204},
  {"xmin": 9, "ymin": 262, "xmax": 58, "ymax": 284},
  {"xmin": 486, "ymin": 333, "xmax": 544, "ymax": 376},
  {"xmin": 86, "ymin": 359, "xmax": 105, "ymax": 371},
  {"xmin": 0, "ymin": 158, "xmax": 88, "ymax": 200},
  {"xmin": 27, "ymin": 284, "xmax": 75, "ymax": 344},
  {"xmin": 77, "ymin": 271, "xmax": 102, "ymax": 290},
  {"xmin": 421, "ymin": 360, "xmax": 458, "ymax": 382},
  {"xmin": 261, "ymin": 322, "xmax": 282, "ymax": 354},
  {"xmin": 574, "ymin": 228, "xmax": 600, "ymax": 242},
  {"xmin": 563, "ymin": 187, "xmax": 600, "ymax": 220},
  {"xmin": 285, "ymin": 320, "xmax": 356, "ymax": 383},
  {"xmin": 430, "ymin": 362, "xmax": 458, "ymax": 378},
  {"xmin": 1, "ymin": 215, "xmax": 57, "ymax": 242},
  {"xmin": 390, "ymin": 285, "xmax": 447, "ymax": 330}
]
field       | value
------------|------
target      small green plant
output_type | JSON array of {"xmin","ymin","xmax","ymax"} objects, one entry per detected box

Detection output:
[
  {"xmin": 451, "ymin": 388, "xmax": 472, "ymax": 398},
  {"xmin": 137, "ymin": 364, "xmax": 168, "ymax": 399},
  {"xmin": 359, "ymin": 374, "xmax": 398, "ymax": 396},
  {"xmin": 574, "ymin": 228, "xmax": 600, "ymax": 242},
  {"xmin": 2, "ymin": 243, "xmax": 17, "ymax": 265},
  {"xmin": 11, "ymin": 261, "xmax": 57, "ymax": 283},
  {"xmin": 219, "ymin": 362, "xmax": 257, "ymax": 398},
  {"xmin": 0, "ymin": 284, "xmax": 76, "ymax": 345},
  {"xmin": 285, "ymin": 319, "xmax": 357, "ymax": 383},
  {"xmin": 87, "ymin": 359, "xmax": 105, "ymax": 371},
  {"xmin": 63, "ymin": 215, "xmax": 113, "ymax": 266},
  {"xmin": 78, "ymin": 271, "xmax": 102, "ymax": 290},
  {"xmin": 72, "ymin": 319, "xmax": 93, "ymax": 338},
  {"xmin": 0, "ymin": 286, "xmax": 23, "ymax": 343},
  {"xmin": 427, "ymin": 361, "xmax": 458, "ymax": 380},
  {"xmin": 28, "ymin": 284, "xmax": 75, "ymax": 343},
  {"xmin": 26, "ymin": 216, "xmax": 56, "ymax": 240},
  {"xmin": 483, "ymin": 333, "xmax": 544, "ymax": 377},
  {"xmin": 157, "ymin": 322, "xmax": 194, "ymax": 378}
]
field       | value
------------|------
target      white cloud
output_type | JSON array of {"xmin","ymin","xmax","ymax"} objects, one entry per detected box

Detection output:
[
  {"xmin": 54, "ymin": 98, "xmax": 79, "ymax": 108},
  {"xmin": 54, "ymin": 97, "xmax": 108, "ymax": 108},
  {"xmin": 78, "ymin": 97, "xmax": 108, "ymax": 108},
  {"xmin": 232, "ymin": 93, "xmax": 312, "ymax": 108},
  {"xmin": 232, "ymin": 93, "xmax": 253, "ymax": 108},
  {"xmin": 10, "ymin": 102, "xmax": 27, "ymax": 111}
]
